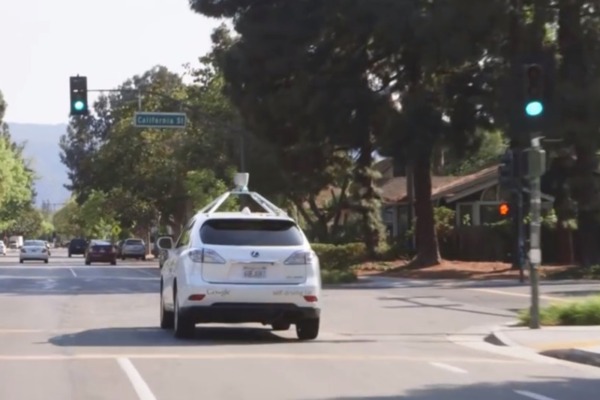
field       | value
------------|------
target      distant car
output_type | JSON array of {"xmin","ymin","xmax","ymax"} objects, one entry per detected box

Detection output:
[
  {"xmin": 68, "ymin": 238, "xmax": 88, "ymax": 257},
  {"xmin": 20, "ymin": 240, "xmax": 50, "ymax": 264},
  {"xmin": 121, "ymin": 238, "xmax": 146, "ymax": 260},
  {"xmin": 0, "ymin": 240, "xmax": 6, "ymax": 256},
  {"xmin": 85, "ymin": 240, "xmax": 117, "ymax": 265}
]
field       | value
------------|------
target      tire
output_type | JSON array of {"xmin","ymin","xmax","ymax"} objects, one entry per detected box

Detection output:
[
  {"xmin": 160, "ymin": 283, "xmax": 174, "ymax": 329},
  {"xmin": 271, "ymin": 322, "xmax": 291, "ymax": 331},
  {"xmin": 142, "ymin": 256, "xmax": 146, "ymax": 261},
  {"xmin": 173, "ymin": 292, "xmax": 194, "ymax": 338},
  {"xmin": 44, "ymin": 259, "xmax": 48, "ymax": 264},
  {"xmin": 110, "ymin": 260, "xmax": 116, "ymax": 266},
  {"xmin": 85, "ymin": 260, "xmax": 91, "ymax": 266},
  {"xmin": 296, "ymin": 318, "xmax": 320, "ymax": 341},
  {"xmin": 68, "ymin": 253, "xmax": 72, "ymax": 258},
  {"xmin": 19, "ymin": 260, "xmax": 23, "ymax": 264}
]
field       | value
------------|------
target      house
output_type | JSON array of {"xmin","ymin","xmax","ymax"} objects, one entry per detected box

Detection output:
[{"xmin": 375, "ymin": 158, "xmax": 554, "ymax": 238}]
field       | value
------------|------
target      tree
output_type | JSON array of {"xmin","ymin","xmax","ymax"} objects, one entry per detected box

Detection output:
[{"xmin": 0, "ymin": 90, "xmax": 37, "ymax": 234}]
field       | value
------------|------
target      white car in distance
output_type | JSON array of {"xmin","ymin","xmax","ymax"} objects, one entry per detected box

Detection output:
[
  {"xmin": 19, "ymin": 240, "xmax": 50, "ymax": 264},
  {"xmin": 157, "ymin": 173, "xmax": 322, "ymax": 340}
]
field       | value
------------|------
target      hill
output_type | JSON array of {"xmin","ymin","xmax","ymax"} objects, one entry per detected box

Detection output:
[{"xmin": 6, "ymin": 122, "xmax": 71, "ymax": 208}]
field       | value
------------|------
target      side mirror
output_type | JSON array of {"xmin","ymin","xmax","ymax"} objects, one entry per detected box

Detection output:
[{"xmin": 157, "ymin": 236, "xmax": 174, "ymax": 250}]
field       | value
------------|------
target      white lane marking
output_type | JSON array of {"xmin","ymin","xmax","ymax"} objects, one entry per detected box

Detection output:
[
  {"xmin": 69, "ymin": 268, "xmax": 77, "ymax": 277},
  {"xmin": 0, "ymin": 276, "xmax": 157, "ymax": 281},
  {"xmin": 429, "ymin": 362, "xmax": 468, "ymax": 374},
  {"xmin": 469, "ymin": 288, "xmax": 568, "ymax": 302},
  {"xmin": 514, "ymin": 390, "xmax": 556, "ymax": 400},
  {"xmin": 117, "ymin": 357, "xmax": 157, "ymax": 400},
  {"xmin": 0, "ymin": 353, "xmax": 529, "ymax": 363}
]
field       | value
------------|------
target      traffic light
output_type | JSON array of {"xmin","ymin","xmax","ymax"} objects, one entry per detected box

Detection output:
[
  {"xmin": 499, "ymin": 202, "xmax": 511, "ymax": 216},
  {"xmin": 69, "ymin": 76, "xmax": 88, "ymax": 116},
  {"xmin": 498, "ymin": 149, "xmax": 515, "ymax": 189},
  {"xmin": 524, "ymin": 64, "xmax": 544, "ymax": 117}
]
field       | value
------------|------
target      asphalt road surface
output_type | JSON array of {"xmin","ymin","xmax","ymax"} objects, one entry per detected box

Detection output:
[{"xmin": 0, "ymin": 248, "xmax": 599, "ymax": 400}]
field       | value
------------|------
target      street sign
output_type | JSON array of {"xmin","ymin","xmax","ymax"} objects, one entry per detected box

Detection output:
[{"xmin": 133, "ymin": 112, "xmax": 187, "ymax": 129}]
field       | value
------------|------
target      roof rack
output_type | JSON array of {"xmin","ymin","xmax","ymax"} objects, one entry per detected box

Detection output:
[{"xmin": 199, "ymin": 173, "xmax": 288, "ymax": 217}]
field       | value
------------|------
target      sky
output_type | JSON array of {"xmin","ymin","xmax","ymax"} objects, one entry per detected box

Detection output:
[{"xmin": 0, "ymin": 0, "xmax": 223, "ymax": 124}]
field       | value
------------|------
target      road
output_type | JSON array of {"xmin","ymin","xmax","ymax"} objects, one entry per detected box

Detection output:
[{"xmin": 0, "ymin": 248, "xmax": 599, "ymax": 400}]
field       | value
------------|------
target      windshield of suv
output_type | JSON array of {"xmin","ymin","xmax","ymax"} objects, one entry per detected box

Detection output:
[{"xmin": 200, "ymin": 219, "xmax": 304, "ymax": 246}]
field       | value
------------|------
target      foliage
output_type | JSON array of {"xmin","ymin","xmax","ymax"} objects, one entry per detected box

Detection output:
[
  {"xmin": 320, "ymin": 269, "xmax": 358, "ymax": 285},
  {"xmin": 518, "ymin": 296, "xmax": 600, "ymax": 326},
  {"xmin": 311, "ymin": 242, "xmax": 368, "ymax": 271},
  {"xmin": 0, "ymin": 90, "xmax": 37, "ymax": 234}
]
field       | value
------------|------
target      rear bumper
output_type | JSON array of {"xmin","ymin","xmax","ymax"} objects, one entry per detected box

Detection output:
[
  {"xmin": 122, "ymin": 250, "xmax": 145, "ymax": 257},
  {"xmin": 88, "ymin": 254, "xmax": 117, "ymax": 262},
  {"xmin": 20, "ymin": 254, "xmax": 49, "ymax": 260},
  {"xmin": 181, "ymin": 303, "xmax": 320, "ymax": 324}
]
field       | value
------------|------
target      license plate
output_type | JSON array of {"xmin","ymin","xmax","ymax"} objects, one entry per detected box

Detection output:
[{"xmin": 243, "ymin": 266, "xmax": 266, "ymax": 278}]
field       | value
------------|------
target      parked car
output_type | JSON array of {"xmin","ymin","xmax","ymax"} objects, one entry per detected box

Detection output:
[
  {"xmin": 157, "ymin": 173, "xmax": 321, "ymax": 340},
  {"xmin": 85, "ymin": 240, "xmax": 117, "ymax": 265},
  {"xmin": 0, "ymin": 240, "xmax": 6, "ymax": 256},
  {"xmin": 121, "ymin": 238, "xmax": 146, "ymax": 260},
  {"xmin": 20, "ymin": 240, "xmax": 50, "ymax": 264},
  {"xmin": 68, "ymin": 238, "xmax": 88, "ymax": 257}
]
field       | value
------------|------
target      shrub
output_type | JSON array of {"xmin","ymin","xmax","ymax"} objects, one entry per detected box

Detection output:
[
  {"xmin": 518, "ymin": 295, "xmax": 600, "ymax": 326},
  {"xmin": 311, "ymin": 242, "xmax": 368, "ymax": 271},
  {"xmin": 321, "ymin": 269, "xmax": 358, "ymax": 284}
]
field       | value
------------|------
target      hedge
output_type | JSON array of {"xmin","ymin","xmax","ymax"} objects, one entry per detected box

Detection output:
[{"xmin": 311, "ymin": 242, "xmax": 368, "ymax": 271}]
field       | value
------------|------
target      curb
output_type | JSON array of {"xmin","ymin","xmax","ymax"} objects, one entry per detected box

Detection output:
[
  {"xmin": 540, "ymin": 348, "xmax": 600, "ymax": 368},
  {"xmin": 486, "ymin": 326, "xmax": 600, "ymax": 368}
]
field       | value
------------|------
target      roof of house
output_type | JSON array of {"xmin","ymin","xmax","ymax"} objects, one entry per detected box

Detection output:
[{"xmin": 316, "ymin": 164, "xmax": 501, "ymax": 207}]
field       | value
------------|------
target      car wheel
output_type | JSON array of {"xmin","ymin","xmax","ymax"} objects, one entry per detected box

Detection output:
[
  {"xmin": 296, "ymin": 318, "xmax": 320, "ymax": 341},
  {"xmin": 19, "ymin": 260, "xmax": 23, "ymax": 264},
  {"xmin": 68, "ymin": 253, "xmax": 72, "ymax": 258},
  {"xmin": 111, "ymin": 260, "xmax": 116, "ymax": 266},
  {"xmin": 271, "ymin": 322, "xmax": 291, "ymax": 331},
  {"xmin": 173, "ymin": 292, "xmax": 194, "ymax": 338},
  {"xmin": 160, "ymin": 284, "xmax": 175, "ymax": 329},
  {"xmin": 85, "ymin": 260, "xmax": 91, "ymax": 266},
  {"xmin": 44, "ymin": 259, "xmax": 48, "ymax": 264},
  {"xmin": 142, "ymin": 256, "xmax": 146, "ymax": 261}
]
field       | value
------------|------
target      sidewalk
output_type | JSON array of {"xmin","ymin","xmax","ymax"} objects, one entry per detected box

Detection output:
[{"xmin": 487, "ymin": 325, "xmax": 600, "ymax": 367}]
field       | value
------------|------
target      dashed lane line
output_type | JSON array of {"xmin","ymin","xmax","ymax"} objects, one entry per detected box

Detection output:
[
  {"xmin": 69, "ymin": 268, "xmax": 77, "ymax": 277},
  {"xmin": 0, "ymin": 353, "xmax": 532, "ymax": 362},
  {"xmin": 429, "ymin": 362, "xmax": 468, "ymax": 374},
  {"xmin": 117, "ymin": 358, "xmax": 157, "ymax": 400},
  {"xmin": 514, "ymin": 390, "xmax": 557, "ymax": 400}
]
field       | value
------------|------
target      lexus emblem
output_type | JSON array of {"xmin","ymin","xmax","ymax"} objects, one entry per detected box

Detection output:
[{"xmin": 251, "ymin": 251, "xmax": 259, "ymax": 258}]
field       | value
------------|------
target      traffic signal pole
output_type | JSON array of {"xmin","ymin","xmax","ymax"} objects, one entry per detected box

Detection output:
[{"xmin": 525, "ymin": 137, "xmax": 546, "ymax": 329}]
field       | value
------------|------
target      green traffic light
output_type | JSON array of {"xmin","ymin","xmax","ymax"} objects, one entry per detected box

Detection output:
[
  {"xmin": 525, "ymin": 101, "xmax": 543, "ymax": 117},
  {"xmin": 74, "ymin": 100, "xmax": 85, "ymax": 111}
]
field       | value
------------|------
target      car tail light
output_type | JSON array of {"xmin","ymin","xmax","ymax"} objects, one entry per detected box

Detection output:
[
  {"xmin": 284, "ymin": 251, "xmax": 315, "ymax": 265},
  {"xmin": 304, "ymin": 295, "xmax": 318, "ymax": 303},
  {"xmin": 188, "ymin": 249, "xmax": 226, "ymax": 264}
]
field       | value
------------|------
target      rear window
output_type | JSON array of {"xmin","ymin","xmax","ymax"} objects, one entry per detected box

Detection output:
[
  {"xmin": 71, "ymin": 239, "xmax": 86, "ymax": 246},
  {"xmin": 125, "ymin": 239, "xmax": 144, "ymax": 245},
  {"xmin": 24, "ymin": 240, "xmax": 45, "ymax": 246},
  {"xmin": 200, "ymin": 219, "xmax": 304, "ymax": 246}
]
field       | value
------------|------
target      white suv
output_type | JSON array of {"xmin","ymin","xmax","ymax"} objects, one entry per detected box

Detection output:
[{"xmin": 157, "ymin": 174, "xmax": 321, "ymax": 340}]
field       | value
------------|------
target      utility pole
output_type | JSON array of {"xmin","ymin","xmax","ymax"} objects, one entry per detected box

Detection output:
[{"xmin": 525, "ymin": 137, "xmax": 546, "ymax": 329}]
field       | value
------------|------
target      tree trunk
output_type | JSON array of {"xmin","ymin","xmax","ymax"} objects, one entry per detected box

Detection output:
[
  {"xmin": 353, "ymin": 142, "xmax": 382, "ymax": 259},
  {"xmin": 412, "ymin": 146, "xmax": 441, "ymax": 267}
]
